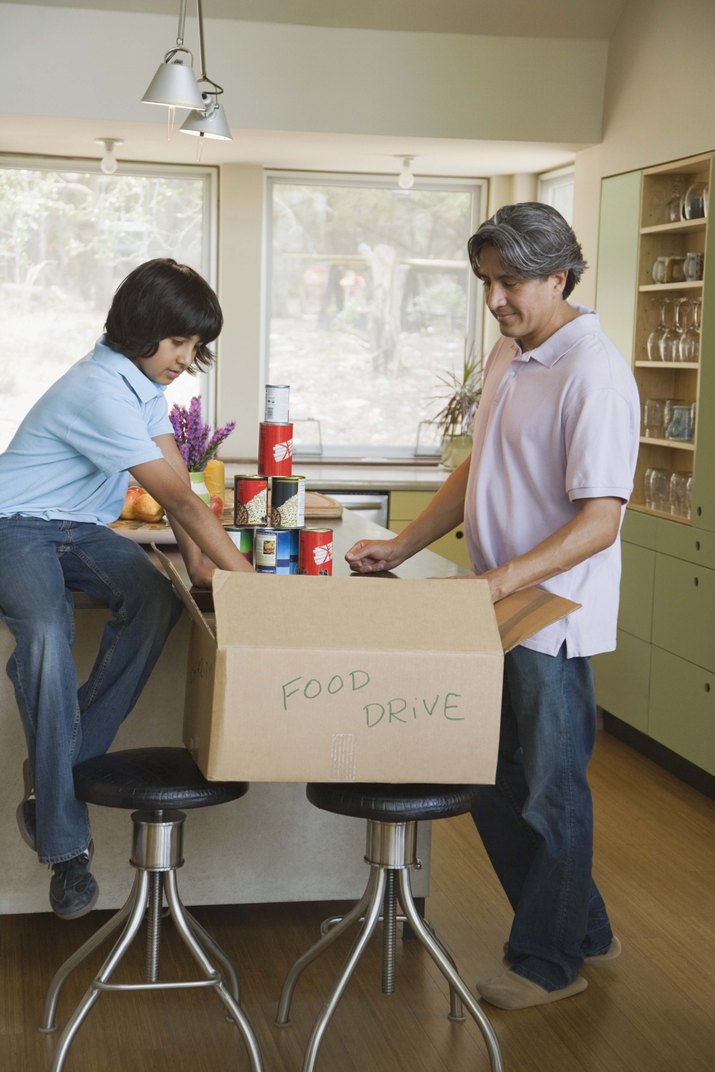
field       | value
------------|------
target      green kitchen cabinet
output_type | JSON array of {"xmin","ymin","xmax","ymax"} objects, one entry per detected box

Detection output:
[
  {"xmin": 594, "ymin": 153, "xmax": 715, "ymax": 785},
  {"xmin": 388, "ymin": 489, "xmax": 472, "ymax": 569}
]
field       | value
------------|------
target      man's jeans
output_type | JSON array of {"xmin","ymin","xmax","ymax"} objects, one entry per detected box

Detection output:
[
  {"xmin": 0, "ymin": 517, "xmax": 182, "ymax": 864},
  {"xmin": 470, "ymin": 644, "xmax": 613, "ymax": 990}
]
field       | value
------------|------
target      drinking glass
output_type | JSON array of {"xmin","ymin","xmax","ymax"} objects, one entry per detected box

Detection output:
[
  {"xmin": 681, "ymin": 181, "xmax": 709, "ymax": 220},
  {"xmin": 683, "ymin": 252, "xmax": 704, "ymax": 281},
  {"xmin": 666, "ymin": 403, "xmax": 694, "ymax": 441},
  {"xmin": 643, "ymin": 398, "xmax": 666, "ymax": 438},
  {"xmin": 679, "ymin": 298, "xmax": 701, "ymax": 362},
  {"xmin": 644, "ymin": 467, "xmax": 669, "ymax": 511},
  {"xmin": 651, "ymin": 256, "xmax": 668, "ymax": 284},
  {"xmin": 647, "ymin": 298, "xmax": 669, "ymax": 361},
  {"xmin": 685, "ymin": 475, "xmax": 694, "ymax": 520},
  {"xmin": 659, "ymin": 298, "xmax": 683, "ymax": 362},
  {"xmin": 669, "ymin": 471, "xmax": 690, "ymax": 517}
]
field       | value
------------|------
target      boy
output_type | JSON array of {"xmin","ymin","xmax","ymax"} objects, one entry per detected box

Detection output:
[{"xmin": 0, "ymin": 258, "xmax": 252, "ymax": 919}]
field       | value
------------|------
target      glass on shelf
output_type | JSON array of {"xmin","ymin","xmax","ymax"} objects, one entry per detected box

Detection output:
[
  {"xmin": 659, "ymin": 298, "xmax": 685, "ymax": 361},
  {"xmin": 670, "ymin": 471, "xmax": 691, "ymax": 518},
  {"xmin": 644, "ymin": 467, "xmax": 669, "ymax": 512},
  {"xmin": 679, "ymin": 298, "xmax": 701, "ymax": 362},
  {"xmin": 683, "ymin": 251, "xmax": 704, "ymax": 281},
  {"xmin": 665, "ymin": 403, "xmax": 694, "ymax": 442},
  {"xmin": 643, "ymin": 398, "xmax": 666, "ymax": 439},
  {"xmin": 647, "ymin": 297, "xmax": 670, "ymax": 360},
  {"xmin": 681, "ymin": 181, "xmax": 709, "ymax": 220}
]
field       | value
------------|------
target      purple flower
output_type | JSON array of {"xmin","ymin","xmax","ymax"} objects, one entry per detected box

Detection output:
[{"xmin": 169, "ymin": 397, "xmax": 236, "ymax": 471}]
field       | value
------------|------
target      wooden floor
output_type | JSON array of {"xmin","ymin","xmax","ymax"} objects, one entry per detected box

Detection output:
[{"xmin": 1, "ymin": 731, "xmax": 714, "ymax": 1072}]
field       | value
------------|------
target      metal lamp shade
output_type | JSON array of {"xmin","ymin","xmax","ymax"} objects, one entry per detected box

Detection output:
[
  {"xmin": 142, "ymin": 58, "xmax": 204, "ymax": 110},
  {"xmin": 180, "ymin": 97, "xmax": 232, "ymax": 141}
]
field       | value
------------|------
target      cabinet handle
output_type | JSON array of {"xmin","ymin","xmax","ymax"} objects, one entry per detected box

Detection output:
[
  {"xmin": 705, "ymin": 683, "xmax": 711, "ymax": 694},
  {"xmin": 455, "ymin": 530, "xmax": 464, "ymax": 540},
  {"xmin": 694, "ymin": 576, "xmax": 699, "ymax": 587}
]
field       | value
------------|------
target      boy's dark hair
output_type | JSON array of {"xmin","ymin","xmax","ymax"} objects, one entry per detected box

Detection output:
[
  {"xmin": 467, "ymin": 202, "xmax": 587, "ymax": 300},
  {"xmin": 104, "ymin": 258, "xmax": 223, "ymax": 373}
]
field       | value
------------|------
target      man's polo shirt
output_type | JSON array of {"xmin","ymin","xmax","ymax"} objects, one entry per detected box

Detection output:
[
  {"xmin": 0, "ymin": 338, "xmax": 170, "ymax": 524},
  {"xmin": 464, "ymin": 308, "xmax": 640, "ymax": 658}
]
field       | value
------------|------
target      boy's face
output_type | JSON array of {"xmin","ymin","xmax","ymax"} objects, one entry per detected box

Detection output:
[{"xmin": 133, "ymin": 336, "xmax": 201, "ymax": 385}]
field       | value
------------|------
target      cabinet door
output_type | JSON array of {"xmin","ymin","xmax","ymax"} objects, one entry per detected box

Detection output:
[
  {"xmin": 652, "ymin": 554, "xmax": 715, "ymax": 672},
  {"xmin": 388, "ymin": 490, "xmax": 433, "ymax": 526},
  {"xmin": 592, "ymin": 629, "xmax": 651, "ymax": 733},
  {"xmin": 619, "ymin": 542, "xmax": 655, "ymax": 641},
  {"xmin": 649, "ymin": 648, "xmax": 715, "ymax": 775},
  {"xmin": 691, "ymin": 209, "xmax": 715, "ymax": 531},
  {"xmin": 596, "ymin": 171, "xmax": 641, "ymax": 363}
]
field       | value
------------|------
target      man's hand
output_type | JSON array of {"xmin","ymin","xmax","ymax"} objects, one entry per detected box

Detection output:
[{"xmin": 345, "ymin": 536, "xmax": 407, "ymax": 574}]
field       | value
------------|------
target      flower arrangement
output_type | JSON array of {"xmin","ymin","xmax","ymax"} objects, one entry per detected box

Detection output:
[{"xmin": 169, "ymin": 396, "xmax": 235, "ymax": 472}]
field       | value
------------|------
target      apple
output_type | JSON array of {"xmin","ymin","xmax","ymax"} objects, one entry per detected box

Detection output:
[
  {"xmin": 208, "ymin": 493, "xmax": 224, "ymax": 518},
  {"xmin": 120, "ymin": 485, "xmax": 165, "ymax": 523}
]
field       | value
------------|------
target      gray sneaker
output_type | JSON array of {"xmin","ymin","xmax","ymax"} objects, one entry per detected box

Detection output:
[
  {"xmin": 49, "ymin": 844, "xmax": 98, "ymax": 920},
  {"xmin": 16, "ymin": 758, "xmax": 36, "ymax": 851}
]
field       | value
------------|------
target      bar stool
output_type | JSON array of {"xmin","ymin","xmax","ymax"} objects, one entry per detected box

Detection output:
[
  {"xmin": 40, "ymin": 747, "xmax": 263, "ymax": 1072},
  {"xmin": 276, "ymin": 782, "xmax": 503, "ymax": 1072}
]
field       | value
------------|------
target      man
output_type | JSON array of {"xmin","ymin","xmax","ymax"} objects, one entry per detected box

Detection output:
[
  {"xmin": 346, "ymin": 202, "xmax": 640, "ymax": 1009},
  {"xmin": 0, "ymin": 259, "xmax": 253, "ymax": 920}
]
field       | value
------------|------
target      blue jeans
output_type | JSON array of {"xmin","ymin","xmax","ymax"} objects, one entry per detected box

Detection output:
[
  {"xmin": 470, "ymin": 644, "xmax": 613, "ymax": 990},
  {"xmin": 0, "ymin": 517, "xmax": 182, "ymax": 864}
]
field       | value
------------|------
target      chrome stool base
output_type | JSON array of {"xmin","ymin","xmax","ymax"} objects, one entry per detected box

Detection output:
[
  {"xmin": 276, "ymin": 816, "xmax": 503, "ymax": 1072},
  {"xmin": 41, "ymin": 809, "xmax": 263, "ymax": 1072}
]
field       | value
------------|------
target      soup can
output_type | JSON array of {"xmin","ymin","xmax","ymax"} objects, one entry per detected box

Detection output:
[
  {"xmin": 254, "ymin": 528, "xmax": 278, "ymax": 574},
  {"xmin": 274, "ymin": 528, "xmax": 299, "ymax": 575},
  {"xmin": 233, "ymin": 475, "xmax": 268, "ymax": 526},
  {"xmin": 298, "ymin": 528, "xmax": 333, "ymax": 576},
  {"xmin": 224, "ymin": 526, "xmax": 254, "ymax": 564},
  {"xmin": 270, "ymin": 475, "xmax": 305, "ymax": 528},
  {"xmin": 258, "ymin": 422, "xmax": 293, "ymax": 477},
  {"xmin": 265, "ymin": 384, "xmax": 290, "ymax": 424}
]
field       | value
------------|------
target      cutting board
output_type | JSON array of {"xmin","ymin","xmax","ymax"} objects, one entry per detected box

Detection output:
[{"xmin": 304, "ymin": 491, "xmax": 343, "ymax": 519}]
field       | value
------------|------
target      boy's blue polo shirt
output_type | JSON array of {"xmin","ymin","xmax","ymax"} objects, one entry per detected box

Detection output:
[{"xmin": 0, "ymin": 338, "xmax": 171, "ymax": 524}]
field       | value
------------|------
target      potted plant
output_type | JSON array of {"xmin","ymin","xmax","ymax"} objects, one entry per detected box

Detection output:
[
  {"xmin": 431, "ymin": 347, "xmax": 483, "ymax": 470},
  {"xmin": 169, "ymin": 396, "xmax": 235, "ymax": 514}
]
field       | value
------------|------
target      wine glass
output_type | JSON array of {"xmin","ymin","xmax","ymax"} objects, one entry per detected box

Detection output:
[
  {"xmin": 647, "ymin": 298, "xmax": 670, "ymax": 360},
  {"xmin": 679, "ymin": 298, "xmax": 701, "ymax": 363},
  {"xmin": 659, "ymin": 298, "xmax": 683, "ymax": 362}
]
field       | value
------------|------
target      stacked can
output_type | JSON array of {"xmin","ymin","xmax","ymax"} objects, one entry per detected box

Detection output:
[
  {"xmin": 244, "ymin": 383, "xmax": 332, "ymax": 575},
  {"xmin": 259, "ymin": 385, "xmax": 293, "ymax": 478}
]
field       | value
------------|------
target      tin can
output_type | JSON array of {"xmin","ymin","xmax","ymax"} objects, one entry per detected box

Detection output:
[
  {"xmin": 258, "ymin": 422, "xmax": 293, "ymax": 477},
  {"xmin": 233, "ymin": 475, "xmax": 268, "ymax": 526},
  {"xmin": 270, "ymin": 475, "xmax": 305, "ymax": 528},
  {"xmin": 225, "ymin": 525, "xmax": 254, "ymax": 564},
  {"xmin": 253, "ymin": 527, "xmax": 278, "ymax": 574},
  {"xmin": 274, "ymin": 528, "xmax": 299, "ymax": 575},
  {"xmin": 298, "ymin": 528, "xmax": 333, "ymax": 576},
  {"xmin": 265, "ymin": 384, "xmax": 290, "ymax": 424}
]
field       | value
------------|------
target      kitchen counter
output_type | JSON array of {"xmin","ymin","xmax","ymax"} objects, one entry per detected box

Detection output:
[
  {"xmin": 0, "ymin": 511, "xmax": 462, "ymax": 915},
  {"xmin": 225, "ymin": 461, "xmax": 452, "ymax": 493}
]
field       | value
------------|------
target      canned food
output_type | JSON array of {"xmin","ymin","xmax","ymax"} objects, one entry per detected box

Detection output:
[
  {"xmin": 274, "ymin": 528, "xmax": 299, "ymax": 574},
  {"xmin": 225, "ymin": 526, "xmax": 254, "ymax": 564},
  {"xmin": 270, "ymin": 475, "xmax": 305, "ymax": 528},
  {"xmin": 258, "ymin": 422, "xmax": 293, "ymax": 477},
  {"xmin": 265, "ymin": 384, "xmax": 290, "ymax": 424},
  {"xmin": 234, "ymin": 475, "xmax": 268, "ymax": 526},
  {"xmin": 298, "ymin": 528, "xmax": 333, "ymax": 576},
  {"xmin": 253, "ymin": 528, "xmax": 278, "ymax": 574}
]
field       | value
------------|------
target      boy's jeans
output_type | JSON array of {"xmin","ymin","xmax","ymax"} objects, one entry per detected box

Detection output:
[
  {"xmin": 0, "ymin": 517, "xmax": 182, "ymax": 863},
  {"xmin": 470, "ymin": 643, "xmax": 614, "ymax": 990}
]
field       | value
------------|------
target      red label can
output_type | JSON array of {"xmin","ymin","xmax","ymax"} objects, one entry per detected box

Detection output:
[
  {"xmin": 258, "ymin": 422, "xmax": 293, "ymax": 477},
  {"xmin": 233, "ymin": 475, "xmax": 268, "ymax": 526},
  {"xmin": 298, "ymin": 528, "xmax": 333, "ymax": 576}
]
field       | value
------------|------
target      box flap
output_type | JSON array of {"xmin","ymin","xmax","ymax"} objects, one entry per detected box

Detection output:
[
  {"xmin": 211, "ymin": 573, "xmax": 502, "ymax": 656},
  {"xmin": 494, "ymin": 587, "xmax": 580, "ymax": 652},
  {"xmin": 151, "ymin": 544, "xmax": 215, "ymax": 641}
]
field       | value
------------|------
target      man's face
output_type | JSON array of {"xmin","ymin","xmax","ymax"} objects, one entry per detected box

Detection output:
[
  {"xmin": 477, "ymin": 245, "xmax": 568, "ymax": 352},
  {"xmin": 133, "ymin": 336, "xmax": 201, "ymax": 385}
]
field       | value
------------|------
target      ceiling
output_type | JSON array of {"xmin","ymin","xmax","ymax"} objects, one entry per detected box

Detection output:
[
  {"xmin": 7, "ymin": 0, "xmax": 630, "ymax": 39},
  {"xmin": 2, "ymin": 1, "xmax": 631, "ymax": 178}
]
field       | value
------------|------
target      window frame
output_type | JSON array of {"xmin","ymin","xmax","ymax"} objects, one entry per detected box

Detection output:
[{"xmin": 263, "ymin": 169, "xmax": 487, "ymax": 461}]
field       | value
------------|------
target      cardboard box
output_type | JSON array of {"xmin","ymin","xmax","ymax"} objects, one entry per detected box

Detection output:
[{"xmin": 156, "ymin": 554, "xmax": 578, "ymax": 784}]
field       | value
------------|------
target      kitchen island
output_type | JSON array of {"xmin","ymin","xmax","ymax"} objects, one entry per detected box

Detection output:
[{"xmin": 0, "ymin": 510, "xmax": 464, "ymax": 915}]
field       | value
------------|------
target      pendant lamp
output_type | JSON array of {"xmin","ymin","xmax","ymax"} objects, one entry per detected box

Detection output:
[
  {"xmin": 141, "ymin": 0, "xmax": 204, "ymax": 111},
  {"xmin": 179, "ymin": 0, "xmax": 232, "ymax": 141}
]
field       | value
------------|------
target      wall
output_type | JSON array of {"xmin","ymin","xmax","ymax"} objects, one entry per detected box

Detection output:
[{"xmin": 573, "ymin": 0, "xmax": 715, "ymax": 310}]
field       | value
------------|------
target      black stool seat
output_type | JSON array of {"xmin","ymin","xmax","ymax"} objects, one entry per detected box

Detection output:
[
  {"xmin": 306, "ymin": 782, "xmax": 481, "ymax": 823},
  {"xmin": 73, "ymin": 747, "xmax": 248, "ymax": 811}
]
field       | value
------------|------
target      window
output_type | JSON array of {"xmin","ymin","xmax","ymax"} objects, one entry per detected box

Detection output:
[
  {"xmin": 265, "ymin": 172, "xmax": 485, "ymax": 459},
  {"xmin": 0, "ymin": 157, "xmax": 216, "ymax": 451},
  {"xmin": 538, "ymin": 166, "xmax": 575, "ymax": 225}
]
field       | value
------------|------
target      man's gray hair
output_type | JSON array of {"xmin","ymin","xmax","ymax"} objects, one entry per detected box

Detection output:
[{"xmin": 467, "ymin": 202, "xmax": 587, "ymax": 299}]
